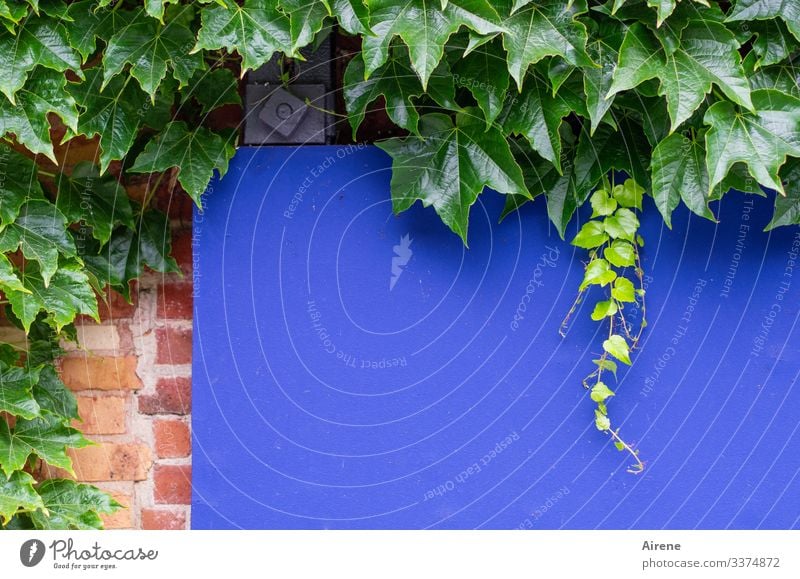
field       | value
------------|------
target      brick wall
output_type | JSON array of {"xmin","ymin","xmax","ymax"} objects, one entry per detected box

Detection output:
[
  {"xmin": 7, "ymin": 132, "xmax": 198, "ymax": 530},
  {"xmin": 50, "ymin": 222, "xmax": 193, "ymax": 530}
]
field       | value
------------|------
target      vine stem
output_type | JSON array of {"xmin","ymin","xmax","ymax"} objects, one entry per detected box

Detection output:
[{"xmin": 608, "ymin": 428, "xmax": 645, "ymax": 474}]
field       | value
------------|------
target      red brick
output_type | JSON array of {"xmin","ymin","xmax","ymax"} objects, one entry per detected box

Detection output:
[
  {"xmin": 138, "ymin": 377, "xmax": 191, "ymax": 415},
  {"xmin": 96, "ymin": 285, "xmax": 138, "ymax": 321},
  {"xmin": 43, "ymin": 443, "xmax": 152, "ymax": 482},
  {"xmin": 157, "ymin": 283, "xmax": 193, "ymax": 319},
  {"xmin": 155, "ymin": 327, "xmax": 192, "ymax": 365},
  {"xmin": 60, "ymin": 356, "xmax": 143, "ymax": 391},
  {"xmin": 141, "ymin": 508, "xmax": 187, "ymax": 530},
  {"xmin": 74, "ymin": 396, "xmax": 127, "ymax": 434},
  {"xmin": 169, "ymin": 228, "xmax": 193, "ymax": 274},
  {"xmin": 154, "ymin": 419, "xmax": 190, "ymax": 458},
  {"xmin": 154, "ymin": 465, "xmax": 192, "ymax": 505}
]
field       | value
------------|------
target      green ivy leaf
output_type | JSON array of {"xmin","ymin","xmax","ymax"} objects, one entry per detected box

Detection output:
[
  {"xmin": 608, "ymin": 21, "xmax": 753, "ymax": 131},
  {"xmin": 145, "ymin": 0, "xmax": 179, "ymax": 22},
  {"xmin": 280, "ymin": 0, "xmax": 331, "ymax": 51},
  {"xmin": 67, "ymin": 67, "xmax": 149, "ymax": 173},
  {"xmin": 0, "ymin": 144, "xmax": 44, "ymax": 227},
  {"xmin": 704, "ymin": 89, "xmax": 800, "ymax": 195},
  {"xmin": 0, "ymin": 200, "xmax": 76, "ymax": 287},
  {"xmin": 8, "ymin": 260, "xmax": 99, "ymax": 332},
  {"xmin": 0, "ymin": 15, "xmax": 82, "ymax": 103},
  {"xmin": 129, "ymin": 121, "xmax": 235, "ymax": 205},
  {"xmin": 362, "ymin": 0, "xmax": 503, "ymax": 89},
  {"xmin": 584, "ymin": 34, "xmax": 621, "ymax": 134},
  {"xmin": 498, "ymin": 0, "xmax": 594, "ymax": 88},
  {"xmin": 377, "ymin": 111, "xmax": 529, "ymax": 244},
  {"xmin": 0, "ymin": 360, "xmax": 41, "ymax": 420},
  {"xmin": 572, "ymin": 220, "xmax": 609, "ymax": 249},
  {"xmin": 0, "ymin": 68, "xmax": 79, "ymax": 162},
  {"xmin": 590, "ymin": 381, "xmax": 616, "ymax": 403},
  {"xmin": 332, "ymin": 0, "xmax": 370, "ymax": 35},
  {"xmin": 344, "ymin": 49, "xmax": 456, "ymax": 137},
  {"xmin": 0, "ymin": 471, "xmax": 44, "ymax": 525},
  {"xmin": 611, "ymin": 179, "xmax": 644, "ymax": 210},
  {"xmin": 501, "ymin": 70, "xmax": 574, "ymax": 171},
  {"xmin": 726, "ymin": 0, "xmax": 800, "ymax": 43},
  {"xmin": 604, "ymin": 239, "xmax": 636, "ymax": 267},
  {"xmin": 452, "ymin": 38, "xmax": 508, "ymax": 126},
  {"xmin": 580, "ymin": 258, "xmax": 617, "ymax": 291},
  {"xmin": 611, "ymin": 276, "xmax": 636, "ymax": 302},
  {"xmin": 591, "ymin": 299, "xmax": 618, "ymax": 321},
  {"xmin": 590, "ymin": 189, "xmax": 617, "ymax": 217},
  {"xmin": 32, "ymin": 365, "xmax": 78, "ymax": 421},
  {"xmin": 603, "ymin": 207, "xmax": 639, "ymax": 241},
  {"xmin": 103, "ymin": 15, "xmax": 202, "ymax": 98},
  {"xmin": 182, "ymin": 68, "xmax": 242, "ymax": 116},
  {"xmin": 765, "ymin": 157, "xmax": 800, "ymax": 229},
  {"xmin": 193, "ymin": 0, "xmax": 295, "ymax": 72},
  {"xmin": 651, "ymin": 132, "xmax": 714, "ymax": 227},
  {"xmin": 30, "ymin": 479, "xmax": 120, "ymax": 530},
  {"xmin": 55, "ymin": 162, "xmax": 134, "ymax": 245},
  {"xmin": 603, "ymin": 334, "xmax": 631, "ymax": 364},
  {"xmin": 64, "ymin": 1, "xmax": 139, "ymax": 61},
  {"xmin": 737, "ymin": 19, "xmax": 799, "ymax": 68},
  {"xmin": 0, "ymin": 414, "xmax": 91, "ymax": 477},
  {"xmin": 131, "ymin": 210, "xmax": 181, "ymax": 277}
]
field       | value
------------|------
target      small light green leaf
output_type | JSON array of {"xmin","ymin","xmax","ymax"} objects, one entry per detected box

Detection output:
[
  {"xmin": 591, "ymin": 381, "xmax": 616, "ymax": 403},
  {"xmin": 572, "ymin": 220, "xmax": 609, "ymax": 249},
  {"xmin": 590, "ymin": 189, "xmax": 617, "ymax": 217},
  {"xmin": 591, "ymin": 299, "xmax": 618, "ymax": 321},
  {"xmin": 593, "ymin": 358, "xmax": 618, "ymax": 377},
  {"xmin": 580, "ymin": 258, "xmax": 617, "ymax": 291},
  {"xmin": 611, "ymin": 276, "xmax": 636, "ymax": 302},
  {"xmin": 604, "ymin": 240, "xmax": 636, "ymax": 267},
  {"xmin": 614, "ymin": 440, "xmax": 625, "ymax": 451},
  {"xmin": 603, "ymin": 334, "xmax": 632, "ymax": 364},
  {"xmin": 612, "ymin": 179, "xmax": 644, "ymax": 210},
  {"xmin": 595, "ymin": 408, "xmax": 611, "ymax": 430},
  {"xmin": 604, "ymin": 208, "xmax": 639, "ymax": 241}
]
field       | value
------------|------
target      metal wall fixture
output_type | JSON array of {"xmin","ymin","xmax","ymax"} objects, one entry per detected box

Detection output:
[{"xmin": 243, "ymin": 37, "xmax": 336, "ymax": 145}]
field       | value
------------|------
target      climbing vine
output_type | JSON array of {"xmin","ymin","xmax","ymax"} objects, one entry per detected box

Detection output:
[{"xmin": 2, "ymin": 0, "xmax": 800, "ymax": 527}]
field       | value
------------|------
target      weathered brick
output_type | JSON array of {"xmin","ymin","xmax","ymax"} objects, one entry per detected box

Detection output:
[
  {"xmin": 74, "ymin": 396, "xmax": 127, "ymax": 434},
  {"xmin": 65, "ymin": 443, "xmax": 152, "ymax": 482},
  {"xmin": 65, "ymin": 325, "xmax": 121, "ymax": 351},
  {"xmin": 60, "ymin": 356, "xmax": 143, "ymax": 391},
  {"xmin": 96, "ymin": 286, "xmax": 138, "ymax": 321},
  {"xmin": 154, "ymin": 419, "xmax": 190, "ymax": 458},
  {"xmin": 157, "ymin": 283, "xmax": 193, "ymax": 319},
  {"xmin": 154, "ymin": 464, "xmax": 191, "ymax": 504},
  {"xmin": 155, "ymin": 327, "xmax": 192, "ymax": 364},
  {"xmin": 141, "ymin": 508, "xmax": 187, "ymax": 530},
  {"xmin": 101, "ymin": 491, "xmax": 133, "ymax": 530},
  {"xmin": 138, "ymin": 377, "xmax": 191, "ymax": 415}
]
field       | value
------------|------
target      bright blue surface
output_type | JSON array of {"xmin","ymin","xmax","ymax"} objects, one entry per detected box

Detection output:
[{"xmin": 192, "ymin": 146, "xmax": 800, "ymax": 529}]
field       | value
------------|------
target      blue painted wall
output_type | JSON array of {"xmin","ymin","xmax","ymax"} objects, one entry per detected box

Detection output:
[{"xmin": 192, "ymin": 146, "xmax": 800, "ymax": 529}]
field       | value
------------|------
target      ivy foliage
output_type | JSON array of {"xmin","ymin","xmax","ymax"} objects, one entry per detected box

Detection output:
[{"xmin": 1, "ymin": 0, "xmax": 800, "ymax": 523}]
